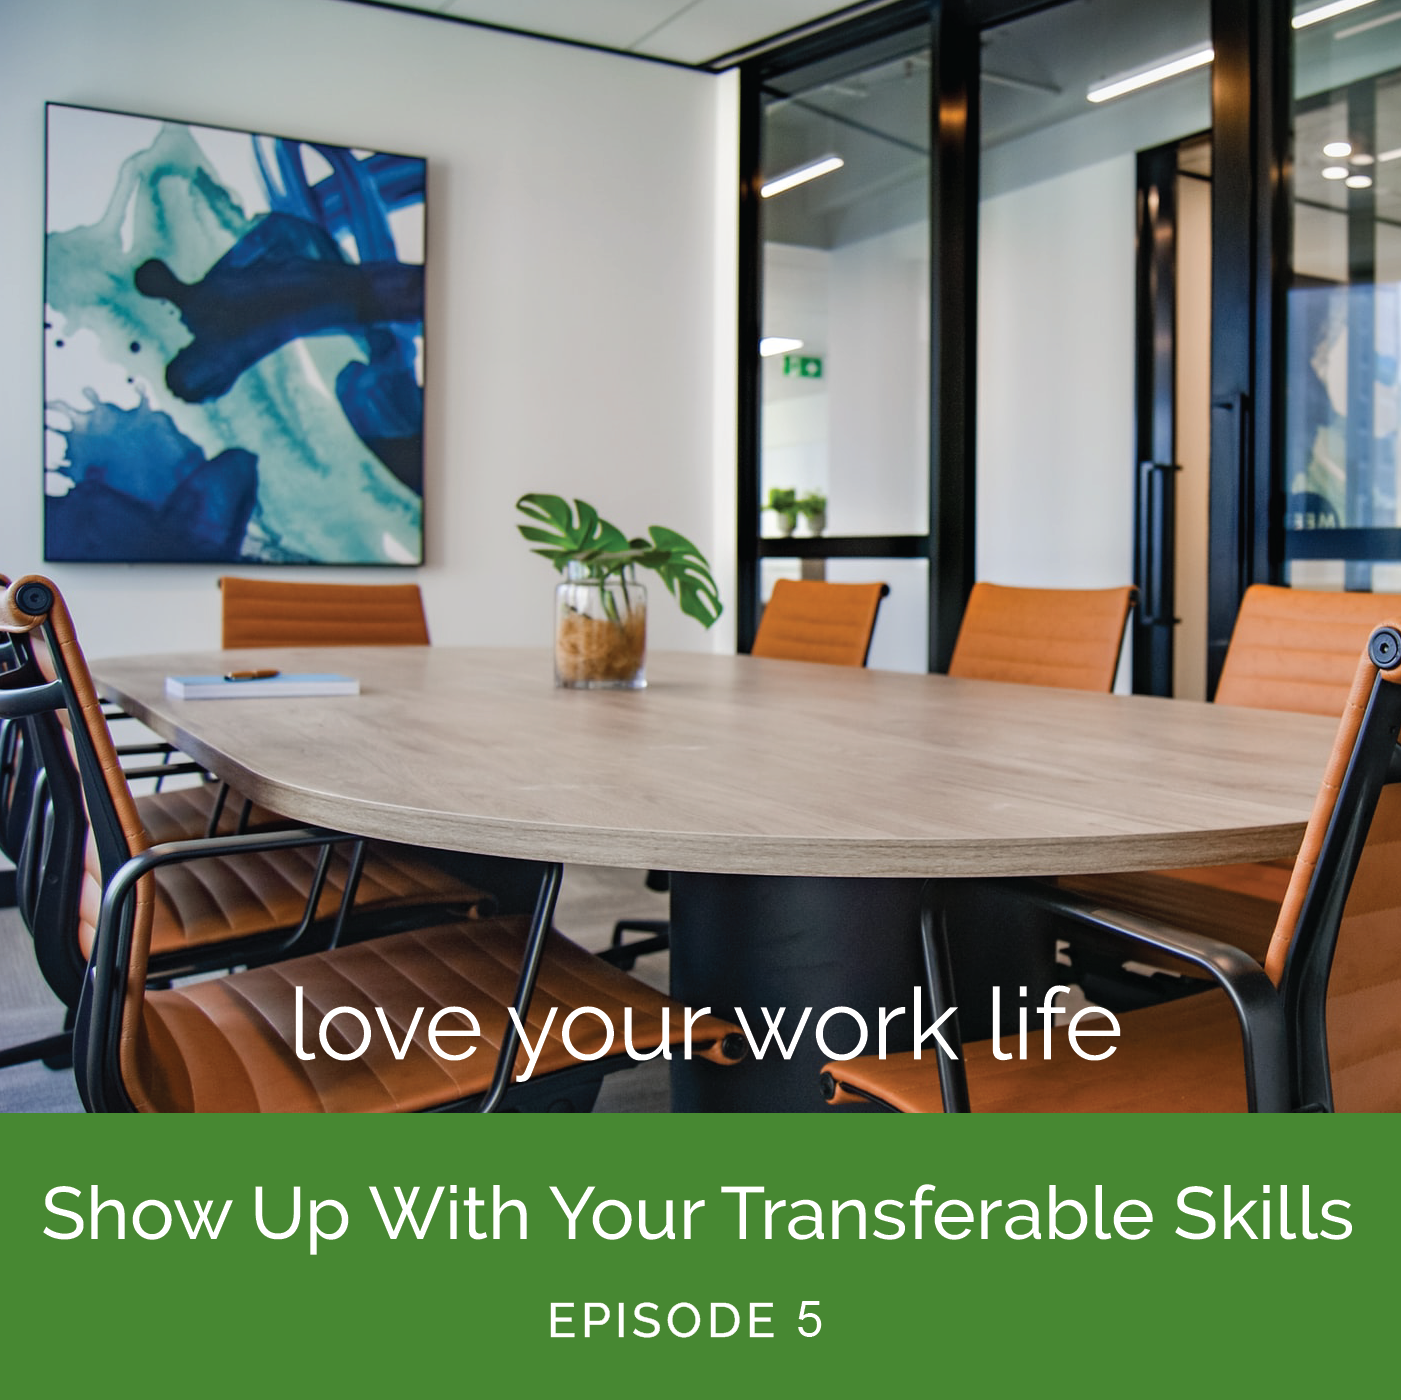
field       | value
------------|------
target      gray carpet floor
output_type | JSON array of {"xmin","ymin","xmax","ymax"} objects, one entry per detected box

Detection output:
[{"xmin": 0, "ymin": 862, "xmax": 671, "ymax": 1114}]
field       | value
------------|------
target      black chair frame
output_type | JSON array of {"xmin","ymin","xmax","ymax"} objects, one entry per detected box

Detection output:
[{"xmin": 824, "ymin": 625, "xmax": 1401, "ymax": 1115}]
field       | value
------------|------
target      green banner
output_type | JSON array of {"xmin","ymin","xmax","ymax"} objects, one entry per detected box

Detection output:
[{"xmin": 3, "ymin": 1112, "xmax": 1394, "ymax": 1392}]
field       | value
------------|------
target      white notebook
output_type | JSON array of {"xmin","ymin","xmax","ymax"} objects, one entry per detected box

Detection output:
[{"xmin": 165, "ymin": 673, "xmax": 361, "ymax": 700}]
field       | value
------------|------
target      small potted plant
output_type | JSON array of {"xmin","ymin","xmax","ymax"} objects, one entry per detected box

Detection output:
[
  {"xmin": 796, "ymin": 490, "xmax": 827, "ymax": 537},
  {"xmin": 517, "ymin": 493, "xmax": 722, "ymax": 689},
  {"xmin": 765, "ymin": 487, "xmax": 799, "ymax": 537}
]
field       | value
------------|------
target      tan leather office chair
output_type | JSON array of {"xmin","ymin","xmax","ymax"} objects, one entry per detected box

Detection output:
[
  {"xmin": 0, "ymin": 585, "xmax": 489, "ymax": 1046},
  {"xmin": 220, "ymin": 576, "xmax": 431, "ymax": 648},
  {"xmin": 947, "ymin": 582, "xmax": 1135, "ymax": 691},
  {"xmin": 195, "ymin": 577, "xmax": 432, "ymax": 838},
  {"xmin": 0, "ymin": 575, "xmax": 745, "ymax": 1112},
  {"xmin": 1059, "ymin": 584, "xmax": 1401, "ymax": 991},
  {"xmin": 822, "ymin": 622, "xmax": 1401, "ymax": 1112},
  {"xmin": 750, "ymin": 578, "xmax": 889, "ymax": 667}
]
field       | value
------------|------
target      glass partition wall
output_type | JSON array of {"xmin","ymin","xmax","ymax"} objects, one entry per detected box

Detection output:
[
  {"xmin": 978, "ymin": 0, "xmax": 1212, "ymax": 695},
  {"xmin": 752, "ymin": 21, "xmax": 935, "ymax": 671},
  {"xmin": 1288, "ymin": 2, "xmax": 1401, "ymax": 590},
  {"xmin": 738, "ymin": 1, "xmax": 1295, "ymax": 687}
]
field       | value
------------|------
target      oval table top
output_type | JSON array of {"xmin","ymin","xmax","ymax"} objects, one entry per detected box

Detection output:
[{"xmin": 92, "ymin": 646, "xmax": 1339, "ymax": 880}]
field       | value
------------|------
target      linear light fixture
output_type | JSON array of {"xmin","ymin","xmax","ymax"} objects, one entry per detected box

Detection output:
[
  {"xmin": 1086, "ymin": 47, "xmax": 1213, "ymax": 104},
  {"xmin": 760, "ymin": 337, "xmax": 804, "ymax": 357},
  {"xmin": 1335, "ymin": 7, "xmax": 1401, "ymax": 38},
  {"xmin": 1294, "ymin": 0, "xmax": 1377, "ymax": 29},
  {"xmin": 760, "ymin": 155, "xmax": 844, "ymax": 198}
]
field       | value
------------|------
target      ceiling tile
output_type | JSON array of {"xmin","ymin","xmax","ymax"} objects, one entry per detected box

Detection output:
[
  {"xmin": 632, "ymin": 0, "xmax": 857, "ymax": 64},
  {"xmin": 404, "ymin": 1, "xmax": 860, "ymax": 65},
  {"xmin": 439, "ymin": 1, "xmax": 707, "ymax": 55}
]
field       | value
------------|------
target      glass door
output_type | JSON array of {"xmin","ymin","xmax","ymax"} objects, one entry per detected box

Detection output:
[
  {"xmin": 737, "ymin": 1, "xmax": 1286, "ymax": 684},
  {"xmin": 977, "ymin": 0, "xmax": 1213, "ymax": 694},
  {"xmin": 741, "ymin": 15, "xmax": 935, "ymax": 672},
  {"xmin": 1286, "ymin": 0, "xmax": 1401, "ymax": 591}
]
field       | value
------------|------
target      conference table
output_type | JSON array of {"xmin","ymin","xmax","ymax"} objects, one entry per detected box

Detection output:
[{"xmin": 93, "ymin": 646, "xmax": 1339, "ymax": 1111}]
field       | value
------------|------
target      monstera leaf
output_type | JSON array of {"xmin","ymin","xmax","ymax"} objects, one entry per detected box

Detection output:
[
  {"xmin": 640, "ymin": 525, "xmax": 722, "ymax": 628},
  {"xmin": 515, "ymin": 494, "xmax": 722, "ymax": 629},
  {"xmin": 516, "ymin": 494, "xmax": 630, "ymax": 571}
]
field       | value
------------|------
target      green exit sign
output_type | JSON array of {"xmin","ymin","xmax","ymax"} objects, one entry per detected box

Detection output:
[{"xmin": 783, "ymin": 354, "xmax": 823, "ymax": 379}]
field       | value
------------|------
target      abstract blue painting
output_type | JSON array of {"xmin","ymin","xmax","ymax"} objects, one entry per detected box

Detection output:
[{"xmin": 43, "ymin": 103, "xmax": 426, "ymax": 564}]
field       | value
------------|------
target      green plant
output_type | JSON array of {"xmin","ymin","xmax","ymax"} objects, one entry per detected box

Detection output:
[
  {"xmin": 516, "ymin": 493, "xmax": 722, "ymax": 629},
  {"xmin": 796, "ymin": 491, "xmax": 827, "ymax": 518},
  {"xmin": 765, "ymin": 487, "xmax": 798, "ymax": 514}
]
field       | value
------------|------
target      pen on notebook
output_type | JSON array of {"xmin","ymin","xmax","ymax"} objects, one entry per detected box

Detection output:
[{"xmin": 223, "ymin": 669, "xmax": 281, "ymax": 681}]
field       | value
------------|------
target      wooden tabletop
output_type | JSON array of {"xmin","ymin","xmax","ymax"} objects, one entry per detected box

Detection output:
[{"xmin": 92, "ymin": 647, "xmax": 1340, "ymax": 880}]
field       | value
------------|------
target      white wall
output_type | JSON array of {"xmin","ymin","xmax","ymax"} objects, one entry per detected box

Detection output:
[{"xmin": 0, "ymin": 0, "xmax": 738, "ymax": 657}]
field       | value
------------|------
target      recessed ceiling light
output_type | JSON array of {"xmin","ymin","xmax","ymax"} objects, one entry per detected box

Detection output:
[
  {"xmin": 760, "ymin": 156, "xmax": 844, "ymax": 199},
  {"xmin": 1294, "ymin": 0, "xmax": 1378, "ymax": 29},
  {"xmin": 1086, "ymin": 47, "xmax": 1213, "ymax": 103},
  {"xmin": 1352, "ymin": 152, "xmax": 1375, "ymax": 165},
  {"xmin": 1323, "ymin": 140, "xmax": 1353, "ymax": 157},
  {"xmin": 1322, "ymin": 166, "xmax": 1350, "ymax": 179},
  {"xmin": 760, "ymin": 338, "xmax": 804, "ymax": 357},
  {"xmin": 1346, "ymin": 173, "xmax": 1374, "ymax": 188}
]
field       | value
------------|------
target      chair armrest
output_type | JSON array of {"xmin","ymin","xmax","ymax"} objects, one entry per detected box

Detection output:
[
  {"xmin": 81, "ymin": 825, "xmax": 368, "ymax": 1112},
  {"xmin": 922, "ymin": 877, "xmax": 1288, "ymax": 1113},
  {"xmin": 118, "ymin": 761, "xmax": 209, "ymax": 782},
  {"xmin": 98, "ymin": 825, "xmax": 366, "ymax": 946}
]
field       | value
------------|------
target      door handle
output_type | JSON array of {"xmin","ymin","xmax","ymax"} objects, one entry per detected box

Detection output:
[{"xmin": 1138, "ymin": 461, "xmax": 1180, "ymax": 627}]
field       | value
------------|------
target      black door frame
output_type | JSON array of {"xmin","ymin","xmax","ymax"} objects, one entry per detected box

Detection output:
[
  {"xmin": 736, "ymin": 0, "xmax": 1287, "ymax": 684},
  {"xmin": 1206, "ymin": 0, "xmax": 1289, "ymax": 696},
  {"xmin": 1134, "ymin": 139, "xmax": 1184, "ymax": 698}
]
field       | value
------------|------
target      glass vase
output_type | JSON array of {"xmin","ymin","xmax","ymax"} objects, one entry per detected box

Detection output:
[{"xmin": 554, "ymin": 567, "xmax": 647, "ymax": 689}]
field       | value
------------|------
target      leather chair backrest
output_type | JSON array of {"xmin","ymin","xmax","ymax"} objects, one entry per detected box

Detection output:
[
  {"xmin": 750, "ymin": 578, "xmax": 888, "ymax": 667},
  {"xmin": 1215, "ymin": 584, "xmax": 1401, "ymax": 715},
  {"xmin": 1, "ymin": 657, "xmax": 37, "ymax": 867},
  {"xmin": 1263, "ymin": 629, "xmax": 1401, "ymax": 1110},
  {"xmin": 947, "ymin": 582, "xmax": 1134, "ymax": 692},
  {"xmin": 0, "ymin": 577, "xmax": 156, "ymax": 1102},
  {"xmin": 220, "ymin": 577, "xmax": 430, "ymax": 649}
]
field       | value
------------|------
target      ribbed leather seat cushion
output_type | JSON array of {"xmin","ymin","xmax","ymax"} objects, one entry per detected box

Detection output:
[
  {"xmin": 948, "ymin": 582, "xmax": 1134, "ymax": 692},
  {"xmin": 750, "ymin": 579, "xmax": 886, "ymax": 666},
  {"xmin": 136, "ymin": 920, "xmax": 741, "ymax": 1112},
  {"xmin": 825, "ymin": 989, "xmax": 1248, "ymax": 1113},
  {"xmin": 220, "ymin": 577, "xmax": 430, "ymax": 648},
  {"xmin": 134, "ymin": 782, "xmax": 283, "ymax": 846},
  {"xmin": 79, "ymin": 838, "xmax": 489, "ymax": 958}
]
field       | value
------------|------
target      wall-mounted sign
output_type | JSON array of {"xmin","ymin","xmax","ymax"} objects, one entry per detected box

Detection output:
[{"xmin": 783, "ymin": 354, "xmax": 823, "ymax": 379}]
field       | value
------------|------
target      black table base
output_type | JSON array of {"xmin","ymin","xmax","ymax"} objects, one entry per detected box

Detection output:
[{"xmin": 669, "ymin": 874, "xmax": 1059, "ymax": 1113}]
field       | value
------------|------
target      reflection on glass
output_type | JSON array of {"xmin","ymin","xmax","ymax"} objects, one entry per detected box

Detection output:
[
  {"xmin": 1288, "ymin": 1, "xmax": 1401, "ymax": 587},
  {"xmin": 977, "ymin": 0, "xmax": 1209, "ymax": 602},
  {"xmin": 758, "ymin": 28, "xmax": 930, "ymax": 540}
]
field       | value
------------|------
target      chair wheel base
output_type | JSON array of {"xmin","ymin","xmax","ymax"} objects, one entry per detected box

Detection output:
[{"xmin": 605, "ymin": 918, "xmax": 671, "ymax": 970}]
